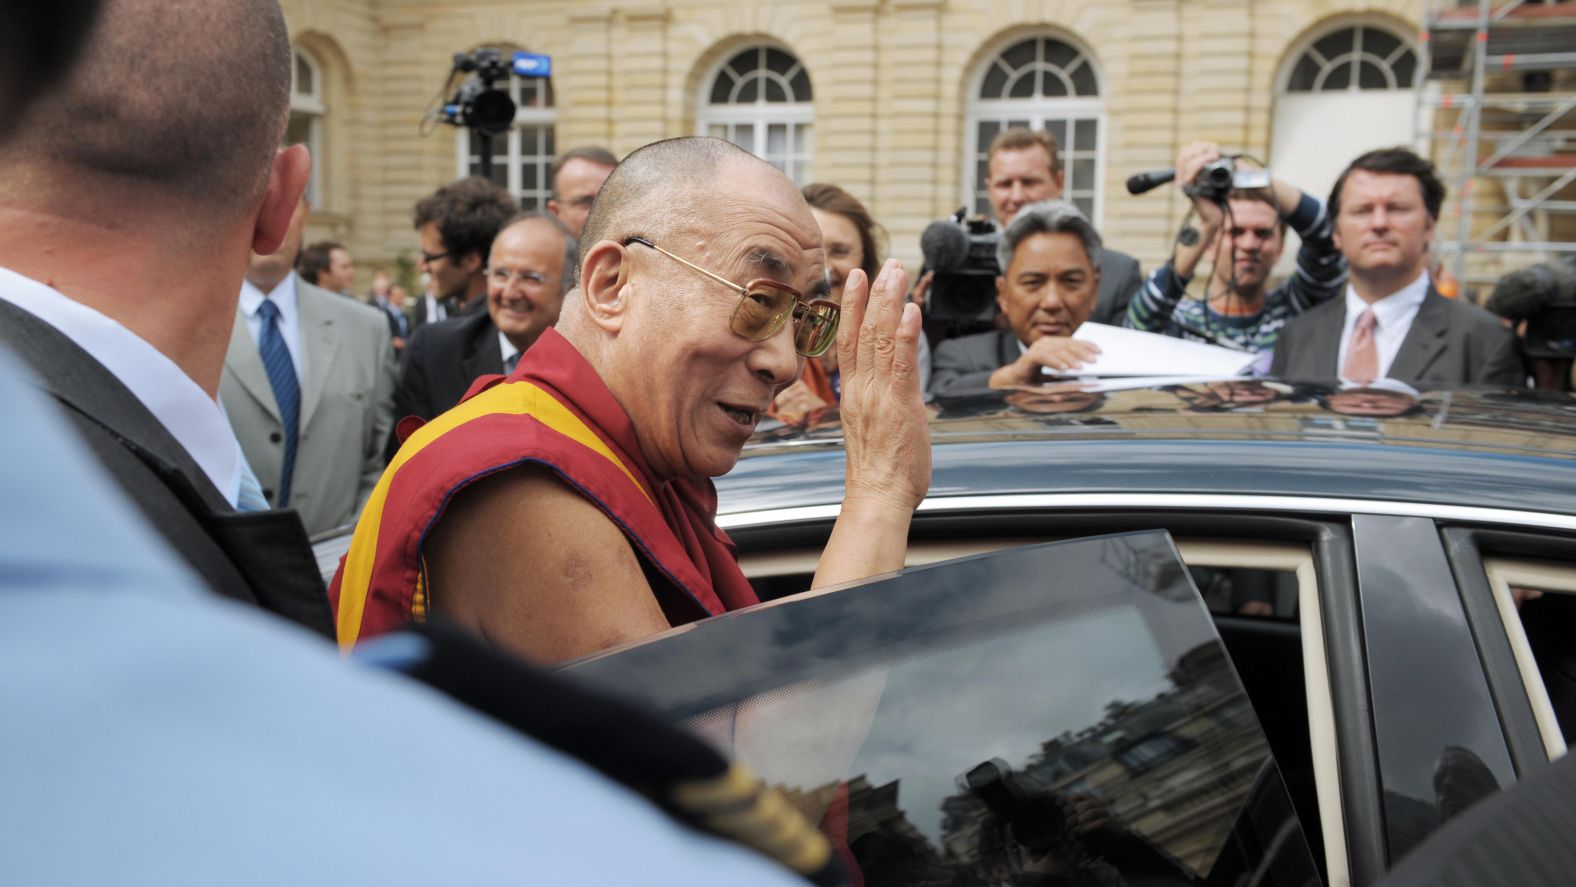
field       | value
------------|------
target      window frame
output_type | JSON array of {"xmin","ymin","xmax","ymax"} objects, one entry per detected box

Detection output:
[
  {"xmin": 963, "ymin": 34, "xmax": 1106, "ymax": 224},
  {"xmin": 696, "ymin": 44, "xmax": 815, "ymax": 186},
  {"xmin": 1277, "ymin": 22, "xmax": 1421, "ymax": 95},
  {"xmin": 288, "ymin": 48, "xmax": 326, "ymax": 207}
]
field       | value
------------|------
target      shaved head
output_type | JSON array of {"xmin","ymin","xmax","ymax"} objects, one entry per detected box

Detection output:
[
  {"xmin": 576, "ymin": 137, "xmax": 775, "ymax": 285},
  {"xmin": 0, "ymin": 0, "xmax": 291, "ymax": 208}
]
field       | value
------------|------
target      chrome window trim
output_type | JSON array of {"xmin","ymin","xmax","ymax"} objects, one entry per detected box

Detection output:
[{"xmin": 718, "ymin": 493, "xmax": 1576, "ymax": 532}]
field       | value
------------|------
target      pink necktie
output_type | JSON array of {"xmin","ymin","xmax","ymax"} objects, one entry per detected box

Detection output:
[{"xmin": 1344, "ymin": 308, "xmax": 1378, "ymax": 384}]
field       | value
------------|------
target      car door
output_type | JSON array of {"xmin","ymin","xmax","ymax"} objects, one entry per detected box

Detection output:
[{"xmin": 564, "ymin": 530, "xmax": 1324, "ymax": 886}]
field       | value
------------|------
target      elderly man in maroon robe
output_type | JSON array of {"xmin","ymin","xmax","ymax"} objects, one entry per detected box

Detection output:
[{"xmin": 333, "ymin": 137, "xmax": 930, "ymax": 664}]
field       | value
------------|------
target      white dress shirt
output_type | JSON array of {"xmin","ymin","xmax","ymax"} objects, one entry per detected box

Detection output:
[
  {"xmin": 1336, "ymin": 271, "xmax": 1430, "ymax": 384},
  {"xmin": 0, "ymin": 265, "xmax": 243, "ymax": 506},
  {"xmin": 238, "ymin": 273, "xmax": 307, "ymax": 382},
  {"xmin": 498, "ymin": 330, "xmax": 521, "ymax": 372}
]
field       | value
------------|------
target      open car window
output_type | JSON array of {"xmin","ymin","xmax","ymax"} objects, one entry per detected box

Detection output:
[
  {"xmin": 566, "ymin": 531, "xmax": 1321, "ymax": 886},
  {"xmin": 1483, "ymin": 557, "xmax": 1576, "ymax": 759}
]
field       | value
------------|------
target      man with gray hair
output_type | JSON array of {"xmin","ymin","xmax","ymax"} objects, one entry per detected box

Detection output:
[{"xmin": 929, "ymin": 199, "xmax": 1106, "ymax": 394}]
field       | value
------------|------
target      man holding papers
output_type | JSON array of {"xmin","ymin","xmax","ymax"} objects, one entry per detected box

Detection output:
[{"xmin": 930, "ymin": 200, "xmax": 1114, "ymax": 394}]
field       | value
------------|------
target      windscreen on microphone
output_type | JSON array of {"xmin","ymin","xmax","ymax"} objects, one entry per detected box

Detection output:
[
  {"xmin": 1126, "ymin": 168, "xmax": 1177, "ymax": 196},
  {"xmin": 1488, "ymin": 263, "xmax": 1576, "ymax": 320},
  {"xmin": 920, "ymin": 218, "xmax": 971, "ymax": 272}
]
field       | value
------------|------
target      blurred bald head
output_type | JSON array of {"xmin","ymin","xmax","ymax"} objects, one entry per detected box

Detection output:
[{"xmin": 0, "ymin": 0, "xmax": 291, "ymax": 209}]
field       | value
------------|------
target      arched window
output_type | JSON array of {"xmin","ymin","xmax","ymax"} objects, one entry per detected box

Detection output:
[
  {"xmin": 1284, "ymin": 24, "xmax": 1419, "ymax": 93},
  {"xmin": 966, "ymin": 35, "xmax": 1103, "ymax": 221},
  {"xmin": 1269, "ymin": 22, "xmax": 1420, "ymax": 274},
  {"xmin": 285, "ymin": 49, "xmax": 325, "ymax": 206},
  {"xmin": 456, "ymin": 60, "xmax": 557, "ymax": 210},
  {"xmin": 699, "ymin": 45, "xmax": 814, "ymax": 185}
]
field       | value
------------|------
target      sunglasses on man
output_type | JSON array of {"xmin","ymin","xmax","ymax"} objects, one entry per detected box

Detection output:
[{"xmin": 624, "ymin": 236, "xmax": 840, "ymax": 358}]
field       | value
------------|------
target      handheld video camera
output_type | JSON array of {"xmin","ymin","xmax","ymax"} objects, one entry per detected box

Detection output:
[{"xmin": 920, "ymin": 209, "xmax": 1003, "ymax": 327}]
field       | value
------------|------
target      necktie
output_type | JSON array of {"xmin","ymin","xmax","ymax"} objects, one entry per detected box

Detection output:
[
  {"xmin": 256, "ymin": 298, "xmax": 300, "ymax": 507},
  {"xmin": 1343, "ymin": 308, "xmax": 1379, "ymax": 385},
  {"xmin": 504, "ymin": 350, "xmax": 522, "ymax": 374},
  {"xmin": 236, "ymin": 456, "xmax": 270, "ymax": 512}
]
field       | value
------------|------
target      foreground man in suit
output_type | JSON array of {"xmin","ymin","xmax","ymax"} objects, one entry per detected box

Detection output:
[
  {"xmin": 389, "ymin": 212, "xmax": 575, "ymax": 441},
  {"xmin": 1271, "ymin": 148, "xmax": 1522, "ymax": 388},
  {"xmin": 0, "ymin": 0, "xmax": 331, "ymax": 633},
  {"xmin": 223, "ymin": 197, "xmax": 395, "ymax": 536},
  {"xmin": 335, "ymin": 137, "xmax": 931, "ymax": 664}
]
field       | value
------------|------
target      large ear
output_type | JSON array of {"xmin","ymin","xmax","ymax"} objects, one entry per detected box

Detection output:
[
  {"xmin": 579, "ymin": 239, "xmax": 632, "ymax": 334},
  {"xmin": 995, "ymin": 274, "xmax": 1008, "ymax": 316},
  {"xmin": 252, "ymin": 145, "xmax": 311, "ymax": 255}
]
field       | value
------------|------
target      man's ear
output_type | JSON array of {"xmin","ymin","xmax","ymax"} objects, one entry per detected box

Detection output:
[
  {"xmin": 995, "ymin": 275, "xmax": 1008, "ymax": 315},
  {"xmin": 580, "ymin": 240, "xmax": 631, "ymax": 333},
  {"xmin": 1052, "ymin": 168, "xmax": 1066, "ymax": 194},
  {"xmin": 459, "ymin": 249, "xmax": 484, "ymax": 276},
  {"xmin": 546, "ymin": 199, "xmax": 563, "ymax": 219},
  {"xmin": 252, "ymin": 145, "xmax": 311, "ymax": 255}
]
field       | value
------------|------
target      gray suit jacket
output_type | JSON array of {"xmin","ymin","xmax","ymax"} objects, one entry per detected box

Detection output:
[
  {"xmin": 929, "ymin": 329, "xmax": 1022, "ymax": 396},
  {"xmin": 1092, "ymin": 248, "xmax": 1142, "ymax": 327},
  {"xmin": 1270, "ymin": 287, "xmax": 1523, "ymax": 388},
  {"xmin": 223, "ymin": 275, "xmax": 396, "ymax": 536},
  {"xmin": 0, "ymin": 299, "xmax": 333, "ymax": 636}
]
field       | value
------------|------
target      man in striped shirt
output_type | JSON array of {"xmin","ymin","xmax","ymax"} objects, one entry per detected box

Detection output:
[{"xmin": 1124, "ymin": 142, "xmax": 1347, "ymax": 370}]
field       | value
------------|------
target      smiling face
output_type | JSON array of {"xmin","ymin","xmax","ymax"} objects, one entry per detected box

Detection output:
[
  {"xmin": 1333, "ymin": 170, "xmax": 1436, "ymax": 293},
  {"xmin": 486, "ymin": 217, "xmax": 568, "ymax": 352},
  {"xmin": 612, "ymin": 159, "xmax": 825, "ymax": 481},
  {"xmin": 996, "ymin": 231, "xmax": 1100, "ymax": 346}
]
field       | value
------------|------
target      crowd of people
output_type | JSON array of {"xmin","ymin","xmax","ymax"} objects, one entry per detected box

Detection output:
[{"xmin": 2, "ymin": 0, "xmax": 1572, "ymax": 883}]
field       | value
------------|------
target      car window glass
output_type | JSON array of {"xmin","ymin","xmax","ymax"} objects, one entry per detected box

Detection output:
[
  {"xmin": 1483, "ymin": 558, "xmax": 1576, "ymax": 757},
  {"xmin": 568, "ymin": 532, "xmax": 1321, "ymax": 886}
]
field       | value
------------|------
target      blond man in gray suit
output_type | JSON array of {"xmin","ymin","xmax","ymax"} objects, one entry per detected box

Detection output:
[{"xmin": 223, "ymin": 197, "xmax": 396, "ymax": 536}]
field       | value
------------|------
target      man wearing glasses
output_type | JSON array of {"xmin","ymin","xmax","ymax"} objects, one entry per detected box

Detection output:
[
  {"xmin": 333, "ymin": 137, "xmax": 931, "ymax": 664},
  {"xmin": 412, "ymin": 176, "xmax": 519, "ymax": 322},
  {"xmin": 386, "ymin": 213, "xmax": 575, "ymax": 461}
]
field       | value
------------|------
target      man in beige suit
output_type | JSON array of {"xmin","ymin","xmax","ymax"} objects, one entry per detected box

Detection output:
[{"xmin": 223, "ymin": 198, "xmax": 396, "ymax": 536}]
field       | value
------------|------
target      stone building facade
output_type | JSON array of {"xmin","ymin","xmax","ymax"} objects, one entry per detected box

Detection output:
[{"xmin": 278, "ymin": 0, "xmax": 1430, "ymax": 289}]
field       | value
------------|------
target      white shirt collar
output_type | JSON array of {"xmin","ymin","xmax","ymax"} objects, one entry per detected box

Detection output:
[
  {"xmin": 239, "ymin": 272, "xmax": 299, "ymax": 324},
  {"xmin": 0, "ymin": 266, "xmax": 243, "ymax": 506},
  {"xmin": 1338, "ymin": 270, "xmax": 1431, "ymax": 383},
  {"xmin": 498, "ymin": 330, "xmax": 521, "ymax": 367}
]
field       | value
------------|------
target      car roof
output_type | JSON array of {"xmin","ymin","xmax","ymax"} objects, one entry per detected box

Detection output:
[{"xmin": 722, "ymin": 381, "xmax": 1576, "ymax": 518}]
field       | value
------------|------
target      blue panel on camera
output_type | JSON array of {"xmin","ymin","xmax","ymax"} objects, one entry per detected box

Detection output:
[{"xmin": 513, "ymin": 52, "xmax": 552, "ymax": 78}]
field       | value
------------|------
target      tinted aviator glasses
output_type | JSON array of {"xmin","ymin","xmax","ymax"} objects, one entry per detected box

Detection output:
[{"xmin": 623, "ymin": 236, "xmax": 840, "ymax": 358}]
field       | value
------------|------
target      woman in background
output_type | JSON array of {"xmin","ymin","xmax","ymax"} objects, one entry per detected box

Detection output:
[{"xmin": 772, "ymin": 183, "xmax": 931, "ymax": 423}]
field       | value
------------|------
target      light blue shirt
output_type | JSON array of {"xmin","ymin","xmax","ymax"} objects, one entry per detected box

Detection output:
[{"xmin": 0, "ymin": 348, "xmax": 799, "ymax": 886}]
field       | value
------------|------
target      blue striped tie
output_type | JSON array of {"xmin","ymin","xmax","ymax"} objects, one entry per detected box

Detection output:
[{"xmin": 255, "ymin": 299, "xmax": 299, "ymax": 507}]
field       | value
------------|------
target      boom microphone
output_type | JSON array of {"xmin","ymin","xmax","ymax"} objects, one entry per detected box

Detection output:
[
  {"xmin": 1126, "ymin": 168, "xmax": 1177, "ymax": 196},
  {"xmin": 920, "ymin": 215, "xmax": 972, "ymax": 272},
  {"xmin": 1487, "ymin": 262, "xmax": 1576, "ymax": 321}
]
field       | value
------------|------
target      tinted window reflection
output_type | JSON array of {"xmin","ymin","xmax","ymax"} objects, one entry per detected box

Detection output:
[
  {"xmin": 567, "ymin": 533, "xmax": 1320, "ymax": 886},
  {"xmin": 1192, "ymin": 567, "xmax": 1299, "ymax": 620}
]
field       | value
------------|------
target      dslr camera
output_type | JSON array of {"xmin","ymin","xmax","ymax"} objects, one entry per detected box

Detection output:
[{"xmin": 920, "ymin": 208, "xmax": 1003, "ymax": 327}]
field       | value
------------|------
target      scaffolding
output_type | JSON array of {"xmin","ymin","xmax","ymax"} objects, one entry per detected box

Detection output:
[{"xmin": 1417, "ymin": 0, "xmax": 1576, "ymax": 294}]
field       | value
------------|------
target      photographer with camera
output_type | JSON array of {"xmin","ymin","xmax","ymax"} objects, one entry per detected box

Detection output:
[
  {"xmin": 1124, "ymin": 142, "xmax": 1347, "ymax": 368},
  {"xmin": 917, "ymin": 129, "xmax": 1142, "ymax": 339}
]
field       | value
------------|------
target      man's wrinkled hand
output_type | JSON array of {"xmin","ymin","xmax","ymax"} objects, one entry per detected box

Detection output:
[{"xmin": 836, "ymin": 259, "xmax": 930, "ymax": 513}]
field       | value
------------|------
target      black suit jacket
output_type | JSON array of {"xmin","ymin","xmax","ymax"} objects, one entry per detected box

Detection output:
[
  {"xmin": 0, "ymin": 300, "xmax": 334, "ymax": 637},
  {"xmin": 386, "ymin": 309, "xmax": 503, "ymax": 460},
  {"xmin": 929, "ymin": 329, "xmax": 1022, "ymax": 396},
  {"xmin": 1270, "ymin": 287, "xmax": 1523, "ymax": 388}
]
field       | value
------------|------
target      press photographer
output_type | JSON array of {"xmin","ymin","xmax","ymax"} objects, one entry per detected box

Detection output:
[
  {"xmin": 1487, "ymin": 260, "xmax": 1576, "ymax": 391},
  {"xmin": 1122, "ymin": 140, "xmax": 1347, "ymax": 368},
  {"xmin": 917, "ymin": 129, "xmax": 1142, "ymax": 338}
]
